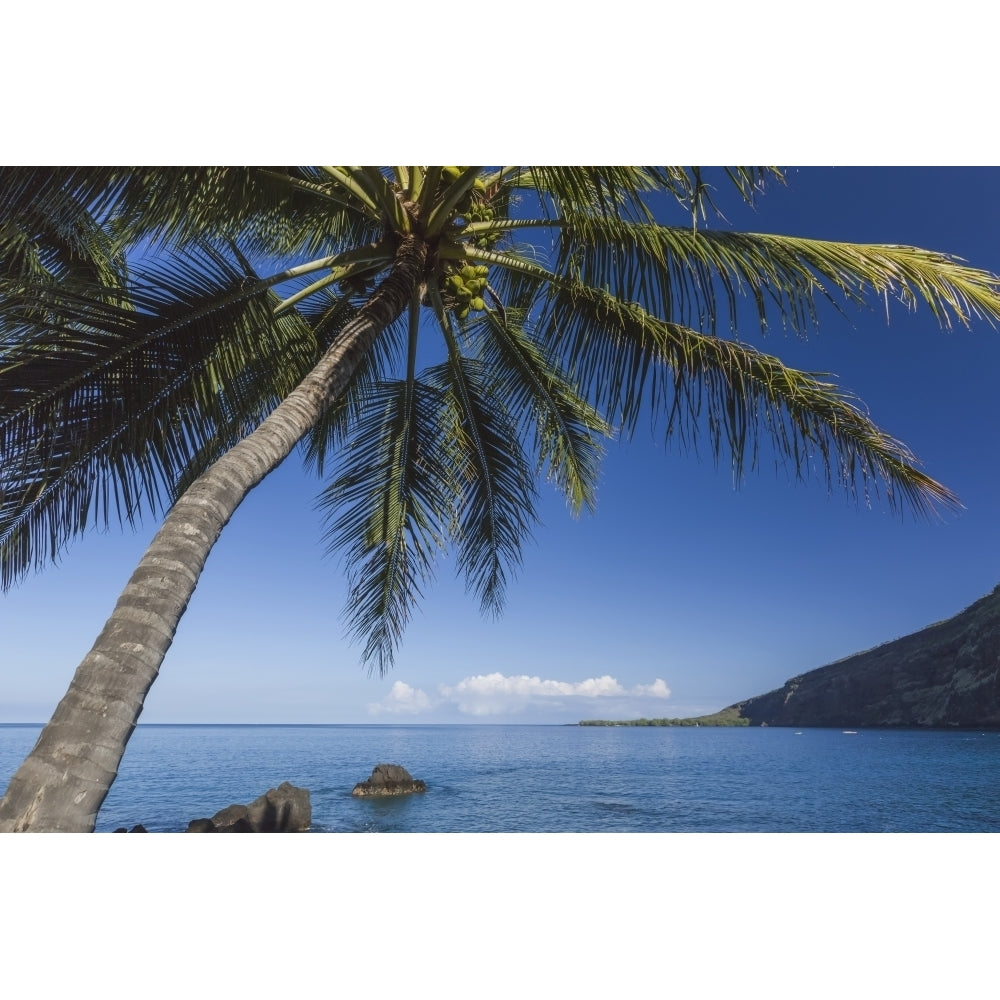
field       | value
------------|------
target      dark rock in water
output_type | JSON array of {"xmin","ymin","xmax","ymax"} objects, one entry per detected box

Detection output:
[
  {"xmin": 186, "ymin": 782, "xmax": 311, "ymax": 832},
  {"xmin": 352, "ymin": 763, "xmax": 427, "ymax": 797},
  {"xmin": 113, "ymin": 824, "xmax": 148, "ymax": 832},
  {"xmin": 209, "ymin": 802, "xmax": 254, "ymax": 831},
  {"xmin": 728, "ymin": 584, "xmax": 1000, "ymax": 729},
  {"xmin": 218, "ymin": 817, "xmax": 254, "ymax": 833}
]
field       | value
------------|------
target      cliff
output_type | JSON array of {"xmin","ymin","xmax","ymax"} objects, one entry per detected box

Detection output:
[{"xmin": 728, "ymin": 585, "xmax": 1000, "ymax": 728}]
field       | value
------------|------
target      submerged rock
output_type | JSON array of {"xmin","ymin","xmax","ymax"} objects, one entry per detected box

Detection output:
[
  {"xmin": 352, "ymin": 763, "xmax": 427, "ymax": 797},
  {"xmin": 186, "ymin": 781, "xmax": 311, "ymax": 832}
]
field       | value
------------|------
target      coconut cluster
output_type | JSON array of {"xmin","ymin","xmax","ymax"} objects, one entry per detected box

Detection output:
[{"xmin": 443, "ymin": 264, "xmax": 490, "ymax": 320}]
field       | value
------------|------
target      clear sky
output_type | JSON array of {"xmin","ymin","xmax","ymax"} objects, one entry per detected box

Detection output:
[{"xmin": 3, "ymin": 167, "xmax": 1000, "ymax": 725}]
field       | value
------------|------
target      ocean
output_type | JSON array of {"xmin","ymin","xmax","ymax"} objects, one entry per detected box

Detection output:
[{"xmin": 2, "ymin": 722, "xmax": 998, "ymax": 832}]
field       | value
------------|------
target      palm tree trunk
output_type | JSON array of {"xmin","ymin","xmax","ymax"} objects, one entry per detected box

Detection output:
[{"xmin": 0, "ymin": 237, "xmax": 428, "ymax": 832}]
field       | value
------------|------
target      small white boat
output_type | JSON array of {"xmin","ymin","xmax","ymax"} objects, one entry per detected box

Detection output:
[{"xmin": 842, "ymin": 730, "xmax": 858, "ymax": 735}]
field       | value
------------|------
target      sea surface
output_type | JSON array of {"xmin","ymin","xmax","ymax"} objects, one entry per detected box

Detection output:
[{"xmin": 1, "ymin": 723, "xmax": 998, "ymax": 832}]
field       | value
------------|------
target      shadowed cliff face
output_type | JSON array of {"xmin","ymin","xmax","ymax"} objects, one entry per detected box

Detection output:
[{"xmin": 730, "ymin": 586, "xmax": 1000, "ymax": 728}]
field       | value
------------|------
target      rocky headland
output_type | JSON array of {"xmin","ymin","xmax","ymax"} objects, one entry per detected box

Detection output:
[{"xmin": 727, "ymin": 585, "xmax": 1000, "ymax": 728}]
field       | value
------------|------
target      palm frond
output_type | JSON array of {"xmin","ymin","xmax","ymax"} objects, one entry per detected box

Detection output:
[
  {"xmin": 433, "ymin": 317, "xmax": 539, "ymax": 617},
  {"xmin": 476, "ymin": 305, "xmax": 609, "ymax": 516},
  {"xmin": 743, "ymin": 233, "xmax": 1000, "ymax": 329},
  {"xmin": 0, "ymin": 171, "xmax": 131, "ymax": 321},
  {"xmin": 548, "ymin": 216, "xmax": 1000, "ymax": 337},
  {"xmin": 465, "ymin": 229, "xmax": 990, "ymax": 515},
  {"xmin": 169, "ymin": 303, "xmax": 323, "ymax": 498},
  {"xmin": 645, "ymin": 167, "xmax": 784, "ymax": 223},
  {"xmin": 102, "ymin": 167, "xmax": 339, "ymax": 251},
  {"xmin": 513, "ymin": 167, "xmax": 659, "ymax": 222},
  {"xmin": 0, "ymin": 242, "xmax": 316, "ymax": 588},
  {"xmin": 507, "ymin": 167, "xmax": 784, "ymax": 227},
  {"xmin": 541, "ymin": 285, "xmax": 959, "ymax": 514},
  {"xmin": 0, "ymin": 167, "xmax": 385, "ymax": 265},
  {"xmin": 318, "ymin": 377, "xmax": 458, "ymax": 674}
]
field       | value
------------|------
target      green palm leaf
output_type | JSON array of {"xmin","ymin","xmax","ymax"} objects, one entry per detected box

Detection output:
[
  {"xmin": 319, "ymin": 377, "xmax": 457, "ymax": 673},
  {"xmin": 544, "ymin": 284, "xmax": 960, "ymax": 513},
  {"xmin": 0, "ymin": 242, "xmax": 317, "ymax": 586},
  {"xmin": 549, "ymin": 215, "xmax": 1000, "ymax": 335},
  {"xmin": 476, "ymin": 308, "xmax": 609, "ymax": 516},
  {"xmin": 432, "ymin": 331, "xmax": 538, "ymax": 618}
]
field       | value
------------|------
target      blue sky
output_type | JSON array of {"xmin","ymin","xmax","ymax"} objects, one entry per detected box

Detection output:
[{"xmin": 3, "ymin": 167, "xmax": 1000, "ymax": 725}]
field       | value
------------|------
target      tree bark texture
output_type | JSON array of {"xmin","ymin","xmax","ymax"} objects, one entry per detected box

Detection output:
[{"xmin": 0, "ymin": 237, "xmax": 427, "ymax": 831}]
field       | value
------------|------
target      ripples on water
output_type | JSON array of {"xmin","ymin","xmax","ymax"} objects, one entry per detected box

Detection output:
[{"xmin": 1, "ymin": 724, "xmax": 998, "ymax": 832}]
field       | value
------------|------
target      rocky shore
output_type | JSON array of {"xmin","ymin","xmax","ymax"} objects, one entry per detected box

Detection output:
[
  {"xmin": 110, "ymin": 765, "xmax": 430, "ymax": 830},
  {"xmin": 185, "ymin": 781, "xmax": 311, "ymax": 832}
]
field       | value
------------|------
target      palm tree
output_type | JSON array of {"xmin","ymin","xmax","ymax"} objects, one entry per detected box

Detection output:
[{"xmin": 2, "ymin": 166, "xmax": 998, "ymax": 832}]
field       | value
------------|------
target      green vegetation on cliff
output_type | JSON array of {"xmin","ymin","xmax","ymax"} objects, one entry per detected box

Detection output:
[{"xmin": 579, "ymin": 708, "xmax": 749, "ymax": 727}]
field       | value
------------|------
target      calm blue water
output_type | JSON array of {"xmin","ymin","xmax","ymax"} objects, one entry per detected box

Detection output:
[{"xmin": 2, "ymin": 723, "xmax": 998, "ymax": 832}]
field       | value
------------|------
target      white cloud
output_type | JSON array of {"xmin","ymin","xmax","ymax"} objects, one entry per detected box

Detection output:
[
  {"xmin": 368, "ymin": 680, "xmax": 432, "ymax": 715},
  {"xmin": 367, "ymin": 673, "xmax": 672, "ymax": 719},
  {"xmin": 634, "ymin": 678, "xmax": 671, "ymax": 699},
  {"xmin": 438, "ymin": 672, "xmax": 671, "ymax": 716},
  {"xmin": 445, "ymin": 672, "xmax": 624, "ymax": 699}
]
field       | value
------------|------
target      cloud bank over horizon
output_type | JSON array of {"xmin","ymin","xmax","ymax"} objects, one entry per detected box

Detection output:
[
  {"xmin": 369, "ymin": 681, "xmax": 432, "ymax": 715},
  {"xmin": 369, "ymin": 672, "xmax": 671, "ymax": 719}
]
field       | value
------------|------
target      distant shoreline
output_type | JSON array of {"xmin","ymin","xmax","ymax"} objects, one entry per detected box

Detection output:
[{"xmin": 578, "ymin": 708, "xmax": 749, "ymax": 727}]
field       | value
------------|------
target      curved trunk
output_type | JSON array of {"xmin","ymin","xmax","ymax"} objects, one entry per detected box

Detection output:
[{"xmin": 0, "ymin": 237, "xmax": 427, "ymax": 832}]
